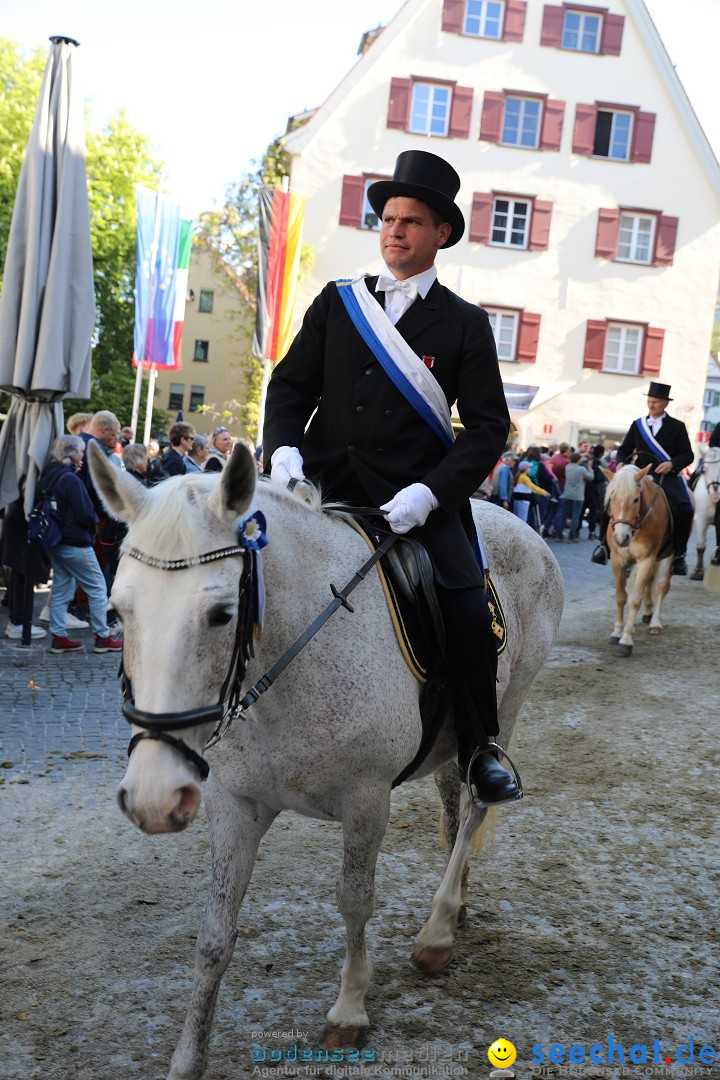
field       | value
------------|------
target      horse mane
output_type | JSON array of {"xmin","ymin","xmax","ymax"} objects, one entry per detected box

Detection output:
[{"xmin": 605, "ymin": 465, "xmax": 642, "ymax": 506}]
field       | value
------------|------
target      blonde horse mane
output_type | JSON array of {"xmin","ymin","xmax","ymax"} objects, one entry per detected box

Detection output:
[{"xmin": 604, "ymin": 464, "xmax": 643, "ymax": 507}]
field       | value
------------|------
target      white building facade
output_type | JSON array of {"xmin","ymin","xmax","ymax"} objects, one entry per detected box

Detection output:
[{"xmin": 283, "ymin": 0, "xmax": 720, "ymax": 452}]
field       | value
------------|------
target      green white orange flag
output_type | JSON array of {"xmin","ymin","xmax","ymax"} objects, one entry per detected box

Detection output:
[{"xmin": 253, "ymin": 188, "xmax": 306, "ymax": 362}]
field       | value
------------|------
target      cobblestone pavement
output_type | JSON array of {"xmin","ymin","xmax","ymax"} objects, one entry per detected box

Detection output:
[{"xmin": 0, "ymin": 587, "xmax": 127, "ymax": 787}]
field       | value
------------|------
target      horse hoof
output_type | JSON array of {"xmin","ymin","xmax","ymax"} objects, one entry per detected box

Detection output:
[
  {"xmin": 608, "ymin": 635, "xmax": 620, "ymax": 645},
  {"xmin": 320, "ymin": 1025, "xmax": 367, "ymax": 1050},
  {"xmin": 690, "ymin": 570, "xmax": 704, "ymax": 581},
  {"xmin": 617, "ymin": 643, "xmax": 633, "ymax": 657},
  {"xmin": 641, "ymin": 614, "xmax": 652, "ymax": 624},
  {"xmin": 649, "ymin": 627, "xmax": 662, "ymax": 636},
  {"xmin": 412, "ymin": 944, "xmax": 453, "ymax": 973}
]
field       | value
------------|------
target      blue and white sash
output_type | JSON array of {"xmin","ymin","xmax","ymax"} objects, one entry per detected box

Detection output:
[
  {"xmin": 336, "ymin": 275, "xmax": 490, "ymax": 575},
  {"xmin": 637, "ymin": 418, "xmax": 692, "ymax": 502}
]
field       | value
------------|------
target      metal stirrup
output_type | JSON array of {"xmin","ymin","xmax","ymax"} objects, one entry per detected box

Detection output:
[{"xmin": 466, "ymin": 742, "xmax": 524, "ymax": 808}]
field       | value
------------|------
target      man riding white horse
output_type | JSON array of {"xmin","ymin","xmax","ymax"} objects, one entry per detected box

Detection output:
[
  {"xmin": 592, "ymin": 382, "xmax": 694, "ymax": 575},
  {"xmin": 263, "ymin": 149, "xmax": 518, "ymax": 806}
]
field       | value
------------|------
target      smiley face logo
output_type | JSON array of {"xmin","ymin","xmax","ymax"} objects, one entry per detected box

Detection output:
[{"xmin": 488, "ymin": 1039, "xmax": 517, "ymax": 1069}]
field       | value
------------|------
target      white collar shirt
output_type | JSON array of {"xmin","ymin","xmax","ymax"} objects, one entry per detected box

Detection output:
[
  {"xmin": 376, "ymin": 266, "xmax": 437, "ymax": 325},
  {"xmin": 647, "ymin": 412, "xmax": 666, "ymax": 436}
]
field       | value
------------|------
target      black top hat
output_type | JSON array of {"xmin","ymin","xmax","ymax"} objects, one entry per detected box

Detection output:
[
  {"xmin": 367, "ymin": 150, "xmax": 465, "ymax": 248},
  {"xmin": 645, "ymin": 381, "xmax": 673, "ymax": 400}
]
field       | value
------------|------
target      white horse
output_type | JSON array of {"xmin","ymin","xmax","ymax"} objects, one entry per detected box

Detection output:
[
  {"xmin": 690, "ymin": 446, "xmax": 720, "ymax": 580},
  {"xmin": 89, "ymin": 443, "xmax": 563, "ymax": 1080}
]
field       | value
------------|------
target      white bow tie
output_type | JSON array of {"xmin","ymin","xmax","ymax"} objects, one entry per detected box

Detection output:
[{"xmin": 377, "ymin": 276, "xmax": 418, "ymax": 300}]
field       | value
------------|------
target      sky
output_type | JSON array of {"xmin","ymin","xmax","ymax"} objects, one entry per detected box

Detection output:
[{"xmin": 4, "ymin": 0, "xmax": 720, "ymax": 220}]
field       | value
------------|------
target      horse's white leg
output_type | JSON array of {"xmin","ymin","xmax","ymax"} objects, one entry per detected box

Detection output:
[
  {"xmin": 323, "ymin": 785, "xmax": 391, "ymax": 1043},
  {"xmin": 648, "ymin": 558, "xmax": 672, "ymax": 634},
  {"xmin": 169, "ymin": 788, "xmax": 276, "ymax": 1080},
  {"xmin": 618, "ymin": 559, "xmax": 653, "ymax": 651},
  {"xmin": 413, "ymin": 791, "xmax": 487, "ymax": 973},
  {"xmin": 610, "ymin": 559, "xmax": 627, "ymax": 643}
]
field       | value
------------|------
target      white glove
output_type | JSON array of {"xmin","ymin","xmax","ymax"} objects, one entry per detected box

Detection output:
[
  {"xmin": 380, "ymin": 483, "xmax": 438, "ymax": 534},
  {"xmin": 270, "ymin": 446, "xmax": 305, "ymax": 486}
]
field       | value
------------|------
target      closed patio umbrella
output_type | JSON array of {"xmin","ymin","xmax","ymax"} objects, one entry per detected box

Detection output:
[{"xmin": 0, "ymin": 36, "xmax": 94, "ymax": 643}]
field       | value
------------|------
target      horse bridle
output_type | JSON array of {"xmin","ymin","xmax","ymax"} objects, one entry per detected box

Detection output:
[
  {"xmin": 120, "ymin": 541, "xmax": 255, "ymax": 781},
  {"xmin": 118, "ymin": 511, "xmax": 398, "ymax": 782},
  {"xmin": 609, "ymin": 475, "xmax": 663, "ymax": 533}
]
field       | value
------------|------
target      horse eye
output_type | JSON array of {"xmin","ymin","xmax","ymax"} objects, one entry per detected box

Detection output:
[{"xmin": 208, "ymin": 608, "xmax": 235, "ymax": 628}]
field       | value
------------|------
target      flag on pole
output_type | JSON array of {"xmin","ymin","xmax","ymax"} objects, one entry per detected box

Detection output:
[
  {"xmin": 133, "ymin": 186, "xmax": 193, "ymax": 370},
  {"xmin": 253, "ymin": 187, "xmax": 305, "ymax": 363}
]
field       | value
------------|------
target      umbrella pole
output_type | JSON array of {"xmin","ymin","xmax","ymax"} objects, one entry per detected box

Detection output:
[{"xmin": 21, "ymin": 544, "xmax": 38, "ymax": 647}]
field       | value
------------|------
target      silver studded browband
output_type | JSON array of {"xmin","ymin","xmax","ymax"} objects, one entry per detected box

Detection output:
[{"xmin": 124, "ymin": 545, "xmax": 247, "ymax": 571}]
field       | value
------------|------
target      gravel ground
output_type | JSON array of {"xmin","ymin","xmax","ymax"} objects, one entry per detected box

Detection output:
[{"xmin": 1, "ymin": 538, "xmax": 719, "ymax": 1080}]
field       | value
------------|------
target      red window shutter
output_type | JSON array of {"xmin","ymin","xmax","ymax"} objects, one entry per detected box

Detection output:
[
  {"xmin": 339, "ymin": 175, "xmax": 364, "ymax": 227},
  {"xmin": 517, "ymin": 312, "xmax": 541, "ymax": 363},
  {"xmin": 469, "ymin": 193, "xmax": 493, "ymax": 243},
  {"xmin": 641, "ymin": 326, "xmax": 664, "ymax": 375},
  {"xmin": 600, "ymin": 13, "xmax": 625, "ymax": 55},
  {"xmin": 631, "ymin": 111, "xmax": 656, "ymax": 164},
  {"xmin": 449, "ymin": 85, "xmax": 473, "ymax": 138},
  {"xmin": 528, "ymin": 200, "xmax": 553, "ymax": 250},
  {"xmin": 654, "ymin": 215, "xmax": 679, "ymax": 266},
  {"xmin": 479, "ymin": 91, "xmax": 505, "ymax": 143},
  {"xmin": 572, "ymin": 104, "xmax": 597, "ymax": 155},
  {"xmin": 503, "ymin": 0, "xmax": 527, "ymax": 41},
  {"xmin": 539, "ymin": 99, "xmax": 565, "ymax": 151},
  {"xmin": 540, "ymin": 5, "xmax": 564, "ymax": 46},
  {"xmin": 441, "ymin": 0, "xmax": 465, "ymax": 33},
  {"xmin": 583, "ymin": 320, "xmax": 607, "ymax": 369},
  {"xmin": 595, "ymin": 208, "xmax": 620, "ymax": 258},
  {"xmin": 387, "ymin": 77, "xmax": 411, "ymax": 130}
]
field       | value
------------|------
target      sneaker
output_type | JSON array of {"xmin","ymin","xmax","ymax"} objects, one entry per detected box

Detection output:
[
  {"xmin": 50, "ymin": 635, "xmax": 83, "ymax": 653},
  {"xmin": 38, "ymin": 604, "xmax": 50, "ymax": 622},
  {"xmin": 66, "ymin": 612, "xmax": 90, "ymax": 630},
  {"xmin": 93, "ymin": 635, "xmax": 123, "ymax": 653},
  {"xmin": 5, "ymin": 623, "xmax": 46, "ymax": 640}
]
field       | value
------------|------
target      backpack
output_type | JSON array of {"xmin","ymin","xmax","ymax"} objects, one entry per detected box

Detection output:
[{"xmin": 28, "ymin": 488, "xmax": 63, "ymax": 550}]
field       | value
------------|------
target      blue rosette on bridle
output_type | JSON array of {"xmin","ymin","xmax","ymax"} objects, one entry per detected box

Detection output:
[{"xmin": 238, "ymin": 510, "xmax": 268, "ymax": 634}]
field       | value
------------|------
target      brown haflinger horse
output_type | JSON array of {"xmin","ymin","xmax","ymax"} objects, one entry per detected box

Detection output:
[{"xmin": 602, "ymin": 464, "xmax": 674, "ymax": 656}]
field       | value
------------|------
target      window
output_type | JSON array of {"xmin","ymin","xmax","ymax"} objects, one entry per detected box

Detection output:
[
  {"xmin": 703, "ymin": 389, "xmax": 720, "ymax": 408},
  {"xmin": 583, "ymin": 320, "xmax": 665, "ymax": 376},
  {"xmin": 573, "ymin": 104, "xmax": 655, "ymax": 163},
  {"xmin": 486, "ymin": 309, "xmax": 519, "ymax": 360},
  {"xmin": 189, "ymin": 386, "xmax": 205, "ymax": 412},
  {"xmin": 594, "ymin": 109, "xmax": 632, "ymax": 160},
  {"xmin": 470, "ymin": 193, "xmax": 553, "ymax": 250},
  {"xmin": 541, "ymin": 5, "xmax": 625, "ymax": 55},
  {"xmin": 616, "ymin": 213, "xmax": 655, "ymax": 263},
  {"xmin": 387, "ymin": 77, "xmax": 473, "ymax": 138},
  {"xmin": 339, "ymin": 173, "xmax": 390, "ymax": 228},
  {"xmin": 485, "ymin": 307, "xmax": 541, "ymax": 362},
  {"xmin": 194, "ymin": 340, "xmax": 209, "ymax": 362},
  {"xmin": 491, "ymin": 198, "xmax": 530, "ymax": 247},
  {"xmin": 198, "ymin": 290, "xmax": 214, "ymax": 313},
  {"xmin": 604, "ymin": 323, "xmax": 642, "ymax": 374},
  {"xmin": 464, "ymin": 0, "xmax": 504, "ymax": 37},
  {"xmin": 479, "ymin": 91, "xmax": 565, "ymax": 152},
  {"xmin": 595, "ymin": 208, "xmax": 678, "ymax": 266},
  {"xmin": 502, "ymin": 96, "xmax": 541, "ymax": 148},
  {"xmin": 409, "ymin": 83, "xmax": 452, "ymax": 137},
  {"xmin": 442, "ymin": 0, "xmax": 527, "ymax": 41},
  {"xmin": 561, "ymin": 9, "xmax": 600, "ymax": 51},
  {"xmin": 168, "ymin": 383, "xmax": 184, "ymax": 411}
]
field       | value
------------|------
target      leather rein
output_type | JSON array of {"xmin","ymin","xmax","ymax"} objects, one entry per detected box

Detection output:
[{"xmin": 119, "ymin": 509, "xmax": 397, "ymax": 781}]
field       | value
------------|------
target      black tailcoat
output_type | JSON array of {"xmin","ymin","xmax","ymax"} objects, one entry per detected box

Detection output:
[
  {"xmin": 263, "ymin": 276, "xmax": 510, "ymax": 588},
  {"xmin": 616, "ymin": 415, "xmax": 693, "ymax": 507}
]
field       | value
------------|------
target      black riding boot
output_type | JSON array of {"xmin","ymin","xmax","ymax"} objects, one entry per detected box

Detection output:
[
  {"xmin": 671, "ymin": 503, "xmax": 693, "ymax": 575},
  {"xmin": 438, "ymin": 586, "xmax": 519, "ymax": 805},
  {"xmin": 591, "ymin": 508, "xmax": 610, "ymax": 564}
]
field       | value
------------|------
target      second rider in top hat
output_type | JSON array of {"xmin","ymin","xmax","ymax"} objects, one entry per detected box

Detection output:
[{"xmin": 262, "ymin": 149, "xmax": 518, "ymax": 805}]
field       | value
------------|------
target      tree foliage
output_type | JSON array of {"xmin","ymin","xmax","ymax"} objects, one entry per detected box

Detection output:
[{"xmin": 0, "ymin": 39, "xmax": 168, "ymax": 430}]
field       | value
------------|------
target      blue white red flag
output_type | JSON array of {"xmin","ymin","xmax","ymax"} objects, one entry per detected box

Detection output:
[{"xmin": 133, "ymin": 186, "xmax": 190, "ymax": 369}]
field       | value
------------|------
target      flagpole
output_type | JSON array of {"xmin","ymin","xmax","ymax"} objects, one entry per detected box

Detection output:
[
  {"xmin": 143, "ymin": 363, "xmax": 158, "ymax": 444},
  {"xmin": 133, "ymin": 183, "xmax": 164, "ymax": 441},
  {"xmin": 130, "ymin": 353, "xmax": 145, "ymax": 440}
]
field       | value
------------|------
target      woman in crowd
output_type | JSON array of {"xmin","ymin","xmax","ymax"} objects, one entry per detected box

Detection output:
[{"xmin": 204, "ymin": 426, "xmax": 233, "ymax": 472}]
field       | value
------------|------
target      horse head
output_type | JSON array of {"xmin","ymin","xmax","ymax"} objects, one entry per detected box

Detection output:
[
  {"xmin": 604, "ymin": 464, "xmax": 652, "ymax": 548},
  {"xmin": 702, "ymin": 446, "xmax": 720, "ymax": 502},
  {"xmin": 89, "ymin": 441, "xmax": 257, "ymax": 833}
]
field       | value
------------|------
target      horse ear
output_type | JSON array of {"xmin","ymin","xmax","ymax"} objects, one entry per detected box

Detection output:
[
  {"xmin": 600, "ymin": 466, "xmax": 614, "ymax": 483},
  {"xmin": 637, "ymin": 465, "xmax": 652, "ymax": 479},
  {"xmin": 87, "ymin": 440, "xmax": 148, "ymax": 523},
  {"xmin": 207, "ymin": 443, "xmax": 256, "ymax": 522}
]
